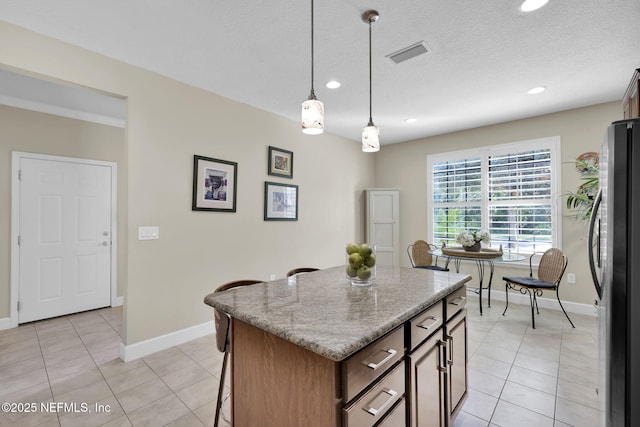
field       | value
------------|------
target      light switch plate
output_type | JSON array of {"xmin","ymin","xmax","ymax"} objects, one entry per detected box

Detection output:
[{"xmin": 138, "ymin": 226, "xmax": 160, "ymax": 240}]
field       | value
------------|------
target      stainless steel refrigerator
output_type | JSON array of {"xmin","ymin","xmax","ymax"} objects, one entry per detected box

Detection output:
[{"xmin": 589, "ymin": 118, "xmax": 640, "ymax": 427}]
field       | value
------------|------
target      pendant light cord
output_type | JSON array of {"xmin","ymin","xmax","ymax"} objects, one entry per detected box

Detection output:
[
  {"xmin": 309, "ymin": 0, "xmax": 316, "ymax": 100},
  {"xmin": 368, "ymin": 18, "xmax": 373, "ymax": 126}
]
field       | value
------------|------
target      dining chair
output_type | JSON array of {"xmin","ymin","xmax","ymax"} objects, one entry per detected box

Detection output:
[
  {"xmin": 407, "ymin": 240, "xmax": 449, "ymax": 271},
  {"xmin": 213, "ymin": 279, "xmax": 264, "ymax": 427},
  {"xmin": 286, "ymin": 267, "xmax": 319, "ymax": 277},
  {"xmin": 502, "ymin": 248, "xmax": 575, "ymax": 329}
]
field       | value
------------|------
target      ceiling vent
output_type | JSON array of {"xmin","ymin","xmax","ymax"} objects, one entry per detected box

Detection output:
[{"xmin": 386, "ymin": 41, "xmax": 430, "ymax": 64}]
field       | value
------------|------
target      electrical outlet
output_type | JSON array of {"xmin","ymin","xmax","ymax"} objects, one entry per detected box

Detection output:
[
  {"xmin": 270, "ymin": 274, "xmax": 276, "ymax": 281},
  {"xmin": 567, "ymin": 273, "xmax": 576, "ymax": 284}
]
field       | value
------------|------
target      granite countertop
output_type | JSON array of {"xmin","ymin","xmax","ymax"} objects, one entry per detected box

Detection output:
[{"xmin": 204, "ymin": 266, "xmax": 471, "ymax": 362}]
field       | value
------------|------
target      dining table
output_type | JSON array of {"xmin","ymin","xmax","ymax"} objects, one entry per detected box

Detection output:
[{"xmin": 429, "ymin": 247, "xmax": 525, "ymax": 315}]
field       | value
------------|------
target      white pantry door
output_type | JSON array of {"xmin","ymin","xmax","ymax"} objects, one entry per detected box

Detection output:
[
  {"xmin": 18, "ymin": 157, "xmax": 112, "ymax": 323},
  {"xmin": 365, "ymin": 189, "xmax": 400, "ymax": 267}
]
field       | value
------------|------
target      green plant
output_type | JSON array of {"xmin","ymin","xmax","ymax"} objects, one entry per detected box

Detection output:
[{"xmin": 566, "ymin": 159, "xmax": 599, "ymax": 221}]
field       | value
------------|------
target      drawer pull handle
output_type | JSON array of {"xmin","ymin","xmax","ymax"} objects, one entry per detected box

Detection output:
[
  {"xmin": 364, "ymin": 388, "xmax": 398, "ymax": 416},
  {"xmin": 365, "ymin": 348, "xmax": 397, "ymax": 370},
  {"xmin": 417, "ymin": 316, "xmax": 440, "ymax": 330},
  {"xmin": 449, "ymin": 296, "xmax": 466, "ymax": 306}
]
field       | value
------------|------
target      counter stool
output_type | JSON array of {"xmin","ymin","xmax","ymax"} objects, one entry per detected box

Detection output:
[{"xmin": 213, "ymin": 279, "xmax": 263, "ymax": 427}]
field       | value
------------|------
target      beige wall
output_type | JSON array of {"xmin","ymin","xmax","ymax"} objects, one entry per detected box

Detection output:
[
  {"xmin": 374, "ymin": 101, "xmax": 622, "ymax": 305},
  {"xmin": 0, "ymin": 21, "xmax": 375, "ymax": 344},
  {"xmin": 0, "ymin": 105, "xmax": 127, "ymax": 319}
]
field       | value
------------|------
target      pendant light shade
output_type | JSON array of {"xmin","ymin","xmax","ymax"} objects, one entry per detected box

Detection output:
[
  {"xmin": 301, "ymin": 0, "xmax": 324, "ymax": 135},
  {"xmin": 302, "ymin": 97, "xmax": 324, "ymax": 135},
  {"xmin": 362, "ymin": 10, "xmax": 380, "ymax": 152},
  {"xmin": 362, "ymin": 123, "xmax": 380, "ymax": 152}
]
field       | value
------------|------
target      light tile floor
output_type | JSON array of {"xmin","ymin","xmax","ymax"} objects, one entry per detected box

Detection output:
[
  {"xmin": 0, "ymin": 296, "xmax": 601, "ymax": 427},
  {"xmin": 455, "ymin": 295, "xmax": 602, "ymax": 427}
]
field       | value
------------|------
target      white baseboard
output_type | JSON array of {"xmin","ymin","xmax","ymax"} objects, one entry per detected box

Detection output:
[
  {"xmin": 112, "ymin": 296, "xmax": 124, "ymax": 307},
  {"xmin": 120, "ymin": 320, "xmax": 215, "ymax": 362},
  {"xmin": 0, "ymin": 317, "xmax": 12, "ymax": 331},
  {"xmin": 467, "ymin": 287, "xmax": 597, "ymax": 317}
]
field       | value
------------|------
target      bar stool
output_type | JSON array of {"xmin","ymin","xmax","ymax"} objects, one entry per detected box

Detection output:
[{"xmin": 212, "ymin": 279, "xmax": 263, "ymax": 427}]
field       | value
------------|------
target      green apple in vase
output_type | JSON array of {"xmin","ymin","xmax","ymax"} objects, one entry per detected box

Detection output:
[{"xmin": 345, "ymin": 243, "xmax": 376, "ymax": 280}]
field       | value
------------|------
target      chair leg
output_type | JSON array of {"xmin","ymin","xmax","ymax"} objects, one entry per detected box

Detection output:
[
  {"xmin": 533, "ymin": 292, "xmax": 540, "ymax": 314},
  {"xmin": 214, "ymin": 350, "xmax": 229, "ymax": 427},
  {"xmin": 556, "ymin": 292, "xmax": 576, "ymax": 328},
  {"xmin": 527, "ymin": 289, "xmax": 536, "ymax": 329},
  {"xmin": 502, "ymin": 283, "xmax": 510, "ymax": 316}
]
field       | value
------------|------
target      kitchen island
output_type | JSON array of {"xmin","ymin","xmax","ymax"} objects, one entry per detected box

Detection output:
[{"xmin": 204, "ymin": 265, "xmax": 471, "ymax": 426}]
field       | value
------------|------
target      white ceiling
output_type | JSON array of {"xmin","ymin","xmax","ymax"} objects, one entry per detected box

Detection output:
[{"xmin": 1, "ymin": 0, "xmax": 639, "ymax": 144}]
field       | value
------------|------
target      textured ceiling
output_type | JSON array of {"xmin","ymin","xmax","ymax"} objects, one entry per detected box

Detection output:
[{"xmin": 1, "ymin": 0, "xmax": 639, "ymax": 144}]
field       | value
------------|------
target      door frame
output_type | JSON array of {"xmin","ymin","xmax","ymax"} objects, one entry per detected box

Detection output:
[{"xmin": 10, "ymin": 151, "xmax": 118, "ymax": 328}]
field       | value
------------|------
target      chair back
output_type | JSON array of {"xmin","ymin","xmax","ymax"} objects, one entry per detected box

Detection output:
[
  {"xmin": 537, "ymin": 248, "xmax": 567, "ymax": 286},
  {"xmin": 286, "ymin": 267, "xmax": 319, "ymax": 277},
  {"xmin": 409, "ymin": 240, "xmax": 435, "ymax": 267},
  {"xmin": 213, "ymin": 279, "xmax": 263, "ymax": 353}
]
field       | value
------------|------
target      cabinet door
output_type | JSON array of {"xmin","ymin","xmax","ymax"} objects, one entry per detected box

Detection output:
[
  {"xmin": 446, "ymin": 310, "xmax": 468, "ymax": 419},
  {"xmin": 409, "ymin": 333, "xmax": 446, "ymax": 427}
]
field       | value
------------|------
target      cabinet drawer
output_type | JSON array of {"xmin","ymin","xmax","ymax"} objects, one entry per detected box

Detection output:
[
  {"xmin": 343, "ymin": 362, "xmax": 405, "ymax": 427},
  {"xmin": 344, "ymin": 326, "xmax": 404, "ymax": 402},
  {"xmin": 445, "ymin": 286, "xmax": 467, "ymax": 321},
  {"xmin": 378, "ymin": 398, "xmax": 406, "ymax": 427},
  {"xmin": 409, "ymin": 301, "xmax": 443, "ymax": 350}
]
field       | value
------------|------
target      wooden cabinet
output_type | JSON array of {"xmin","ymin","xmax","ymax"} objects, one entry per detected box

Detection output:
[
  {"xmin": 409, "ymin": 331, "xmax": 447, "ymax": 427},
  {"xmin": 343, "ymin": 362, "xmax": 405, "ymax": 427},
  {"xmin": 623, "ymin": 69, "xmax": 640, "ymax": 119},
  {"xmin": 365, "ymin": 189, "xmax": 400, "ymax": 267},
  {"xmin": 445, "ymin": 311, "xmax": 467, "ymax": 418},
  {"xmin": 408, "ymin": 286, "xmax": 468, "ymax": 427},
  {"xmin": 445, "ymin": 287, "xmax": 468, "ymax": 421},
  {"xmin": 228, "ymin": 285, "xmax": 468, "ymax": 427},
  {"xmin": 343, "ymin": 326, "xmax": 404, "ymax": 402}
]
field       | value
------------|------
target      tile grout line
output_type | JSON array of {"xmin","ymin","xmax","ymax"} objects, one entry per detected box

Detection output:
[{"xmin": 33, "ymin": 320, "xmax": 62, "ymax": 427}]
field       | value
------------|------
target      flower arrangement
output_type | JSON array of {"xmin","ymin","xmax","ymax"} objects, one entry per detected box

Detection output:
[{"xmin": 455, "ymin": 230, "xmax": 490, "ymax": 248}]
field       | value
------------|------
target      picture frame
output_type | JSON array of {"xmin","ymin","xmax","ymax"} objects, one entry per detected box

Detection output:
[
  {"xmin": 267, "ymin": 146, "xmax": 294, "ymax": 178},
  {"xmin": 264, "ymin": 181, "xmax": 298, "ymax": 221},
  {"xmin": 192, "ymin": 155, "xmax": 237, "ymax": 212}
]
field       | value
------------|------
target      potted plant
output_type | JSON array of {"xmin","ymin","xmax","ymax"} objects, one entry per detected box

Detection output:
[
  {"xmin": 455, "ymin": 230, "xmax": 490, "ymax": 252},
  {"xmin": 566, "ymin": 158, "xmax": 599, "ymax": 221}
]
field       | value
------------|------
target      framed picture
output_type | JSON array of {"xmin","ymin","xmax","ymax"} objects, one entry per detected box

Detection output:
[
  {"xmin": 268, "ymin": 146, "xmax": 293, "ymax": 178},
  {"xmin": 264, "ymin": 181, "xmax": 298, "ymax": 221},
  {"xmin": 192, "ymin": 155, "xmax": 237, "ymax": 212}
]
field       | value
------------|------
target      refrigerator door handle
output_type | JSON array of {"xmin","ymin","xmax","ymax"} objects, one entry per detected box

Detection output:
[{"xmin": 588, "ymin": 189, "xmax": 602, "ymax": 299}]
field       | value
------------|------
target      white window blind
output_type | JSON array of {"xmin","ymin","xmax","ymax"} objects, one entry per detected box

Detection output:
[{"xmin": 428, "ymin": 137, "xmax": 561, "ymax": 257}]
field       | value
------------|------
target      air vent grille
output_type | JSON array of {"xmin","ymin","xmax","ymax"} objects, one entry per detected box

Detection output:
[{"xmin": 387, "ymin": 41, "xmax": 430, "ymax": 64}]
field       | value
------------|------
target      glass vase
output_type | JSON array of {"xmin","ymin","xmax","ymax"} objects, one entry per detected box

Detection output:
[{"xmin": 345, "ymin": 243, "xmax": 376, "ymax": 286}]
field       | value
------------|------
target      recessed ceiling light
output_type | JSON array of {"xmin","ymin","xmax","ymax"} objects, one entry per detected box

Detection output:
[
  {"xmin": 527, "ymin": 86, "xmax": 546, "ymax": 95},
  {"xmin": 325, "ymin": 80, "xmax": 341, "ymax": 89},
  {"xmin": 405, "ymin": 118, "xmax": 417, "ymax": 124},
  {"xmin": 520, "ymin": 0, "xmax": 549, "ymax": 12}
]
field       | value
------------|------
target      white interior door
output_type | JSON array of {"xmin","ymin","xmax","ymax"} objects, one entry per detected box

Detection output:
[
  {"xmin": 18, "ymin": 156, "xmax": 112, "ymax": 323},
  {"xmin": 366, "ymin": 189, "xmax": 400, "ymax": 267}
]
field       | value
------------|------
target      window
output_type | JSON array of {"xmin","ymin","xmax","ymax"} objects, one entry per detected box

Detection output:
[{"xmin": 427, "ymin": 137, "xmax": 561, "ymax": 257}]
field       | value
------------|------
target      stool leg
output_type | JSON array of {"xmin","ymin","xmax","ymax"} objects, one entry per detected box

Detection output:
[{"xmin": 214, "ymin": 350, "xmax": 229, "ymax": 427}]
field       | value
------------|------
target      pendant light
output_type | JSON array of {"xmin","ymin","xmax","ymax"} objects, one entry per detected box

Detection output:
[
  {"xmin": 362, "ymin": 10, "xmax": 380, "ymax": 152},
  {"xmin": 301, "ymin": 0, "xmax": 324, "ymax": 135}
]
